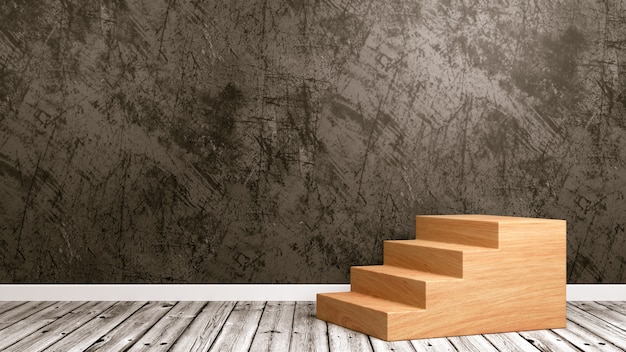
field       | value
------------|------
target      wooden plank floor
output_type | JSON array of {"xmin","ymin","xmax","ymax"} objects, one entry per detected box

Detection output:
[{"xmin": 0, "ymin": 301, "xmax": 624, "ymax": 351}]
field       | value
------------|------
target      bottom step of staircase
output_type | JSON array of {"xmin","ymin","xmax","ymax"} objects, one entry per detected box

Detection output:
[
  {"xmin": 317, "ymin": 289, "xmax": 566, "ymax": 341},
  {"xmin": 316, "ymin": 291, "xmax": 425, "ymax": 341}
]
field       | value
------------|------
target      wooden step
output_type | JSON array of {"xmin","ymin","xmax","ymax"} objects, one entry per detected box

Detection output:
[
  {"xmin": 317, "ymin": 214, "xmax": 567, "ymax": 341},
  {"xmin": 415, "ymin": 215, "xmax": 502, "ymax": 248},
  {"xmin": 318, "ymin": 284, "xmax": 566, "ymax": 341},
  {"xmin": 350, "ymin": 265, "xmax": 458, "ymax": 308},
  {"xmin": 316, "ymin": 291, "xmax": 424, "ymax": 341},
  {"xmin": 384, "ymin": 239, "xmax": 494, "ymax": 277}
]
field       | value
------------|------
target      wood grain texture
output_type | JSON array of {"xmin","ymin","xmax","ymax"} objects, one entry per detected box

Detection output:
[
  {"xmin": 0, "ymin": 302, "xmax": 25, "ymax": 316},
  {"xmin": 384, "ymin": 239, "xmax": 491, "ymax": 277},
  {"xmin": 317, "ymin": 215, "xmax": 567, "ymax": 340},
  {"xmin": 317, "ymin": 291, "xmax": 422, "ymax": 340},
  {"xmin": 597, "ymin": 301, "xmax": 626, "ymax": 312},
  {"xmin": 6, "ymin": 301, "xmax": 115, "ymax": 352},
  {"xmin": 42, "ymin": 301, "xmax": 146, "ymax": 351},
  {"xmin": 84, "ymin": 301, "xmax": 177, "ymax": 352},
  {"xmin": 551, "ymin": 321, "xmax": 623, "ymax": 352},
  {"xmin": 0, "ymin": 301, "xmax": 85, "ymax": 350},
  {"xmin": 517, "ymin": 329, "xmax": 581, "ymax": 352},
  {"xmin": 290, "ymin": 302, "xmax": 329, "ymax": 352},
  {"xmin": 350, "ymin": 265, "xmax": 457, "ymax": 308},
  {"xmin": 0, "ymin": 301, "xmax": 55, "ymax": 331},
  {"xmin": 410, "ymin": 337, "xmax": 456, "ymax": 352},
  {"xmin": 208, "ymin": 301, "xmax": 265, "ymax": 351},
  {"xmin": 448, "ymin": 335, "xmax": 499, "ymax": 352},
  {"xmin": 565, "ymin": 304, "xmax": 626, "ymax": 350},
  {"xmin": 369, "ymin": 337, "xmax": 417, "ymax": 352},
  {"xmin": 328, "ymin": 323, "xmax": 373, "ymax": 352},
  {"xmin": 249, "ymin": 301, "xmax": 296, "ymax": 351},
  {"xmin": 415, "ymin": 215, "xmax": 501, "ymax": 248},
  {"xmin": 169, "ymin": 301, "xmax": 236, "ymax": 351},
  {"xmin": 571, "ymin": 301, "xmax": 626, "ymax": 330},
  {"xmin": 126, "ymin": 301, "xmax": 207, "ymax": 352},
  {"xmin": 0, "ymin": 301, "xmax": 623, "ymax": 351},
  {"xmin": 483, "ymin": 332, "xmax": 540, "ymax": 352}
]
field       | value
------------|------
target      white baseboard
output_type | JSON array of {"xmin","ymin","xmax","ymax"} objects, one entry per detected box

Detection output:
[
  {"xmin": 0, "ymin": 284, "xmax": 623, "ymax": 301},
  {"xmin": 0, "ymin": 284, "xmax": 350, "ymax": 301},
  {"xmin": 565, "ymin": 284, "xmax": 625, "ymax": 301}
]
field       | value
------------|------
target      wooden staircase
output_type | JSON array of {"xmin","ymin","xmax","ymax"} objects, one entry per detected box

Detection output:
[{"xmin": 316, "ymin": 215, "xmax": 566, "ymax": 341}]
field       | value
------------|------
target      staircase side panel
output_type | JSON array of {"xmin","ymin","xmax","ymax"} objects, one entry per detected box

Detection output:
[{"xmin": 386, "ymin": 219, "xmax": 566, "ymax": 340}]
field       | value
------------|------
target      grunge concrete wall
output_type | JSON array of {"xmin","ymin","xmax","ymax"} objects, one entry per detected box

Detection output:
[{"xmin": 1, "ymin": 0, "xmax": 624, "ymax": 283}]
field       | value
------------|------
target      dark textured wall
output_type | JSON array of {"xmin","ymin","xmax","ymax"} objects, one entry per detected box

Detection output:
[{"xmin": 0, "ymin": 0, "xmax": 624, "ymax": 283}]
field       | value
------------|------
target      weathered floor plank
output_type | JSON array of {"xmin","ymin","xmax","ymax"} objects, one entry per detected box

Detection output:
[
  {"xmin": 0, "ymin": 301, "xmax": 56, "ymax": 331},
  {"xmin": 42, "ymin": 301, "xmax": 146, "ymax": 351},
  {"xmin": 566, "ymin": 304, "xmax": 626, "ymax": 350},
  {"xmin": 448, "ymin": 335, "xmax": 499, "ymax": 352},
  {"xmin": 0, "ymin": 301, "xmax": 624, "ymax": 351},
  {"xmin": 370, "ymin": 337, "xmax": 416, "ymax": 352},
  {"xmin": 572, "ymin": 301, "xmax": 626, "ymax": 330},
  {"xmin": 83, "ymin": 301, "xmax": 176, "ymax": 352},
  {"xmin": 597, "ymin": 301, "xmax": 626, "ymax": 313},
  {"xmin": 208, "ymin": 301, "xmax": 265, "ymax": 351},
  {"xmin": 482, "ymin": 332, "xmax": 540, "ymax": 352},
  {"xmin": 169, "ymin": 301, "xmax": 236, "ymax": 352},
  {"xmin": 290, "ymin": 302, "xmax": 329, "ymax": 352},
  {"xmin": 249, "ymin": 301, "xmax": 296, "ymax": 352},
  {"xmin": 328, "ymin": 322, "xmax": 373, "ymax": 352},
  {"xmin": 5, "ymin": 301, "xmax": 115, "ymax": 352},
  {"xmin": 410, "ymin": 337, "xmax": 457, "ymax": 352},
  {"xmin": 517, "ymin": 329, "xmax": 581, "ymax": 352},
  {"xmin": 126, "ymin": 301, "xmax": 207, "ymax": 352},
  {"xmin": 552, "ymin": 320, "xmax": 623, "ymax": 352},
  {"xmin": 0, "ymin": 301, "xmax": 85, "ymax": 350},
  {"xmin": 0, "ymin": 301, "xmax": 26, "ymax": 316}
]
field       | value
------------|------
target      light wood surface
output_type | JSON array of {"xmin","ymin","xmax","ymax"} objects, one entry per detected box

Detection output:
[
  {"xmin": 0, "ymin": 300, "xmax": 623, "ymax": 351},
  {"xmin": 414, "ymin": 215, "xmax": 501, "ymax": 248},
  {"xmin": 317, "ymin": 214, "xmax": 567, "ymax": 340},
  {"xmin": 384, "ymin": 239, "xmax": 490, "ymax": 277}
]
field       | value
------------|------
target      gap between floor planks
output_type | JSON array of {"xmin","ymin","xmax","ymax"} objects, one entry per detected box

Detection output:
[{"xmin": 0, "ymin": 301, "xmax": 624, "ymax": 351}]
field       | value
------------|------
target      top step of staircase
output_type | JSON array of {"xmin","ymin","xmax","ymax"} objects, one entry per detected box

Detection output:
[{"xmin": 415, "ymin": 214, "xmax": 564, "ymax": 249}]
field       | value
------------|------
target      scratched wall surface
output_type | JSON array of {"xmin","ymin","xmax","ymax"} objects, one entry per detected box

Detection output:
[{"xmin": 0, "ymin": 0, "xmax": 625, "ymax": 283}]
